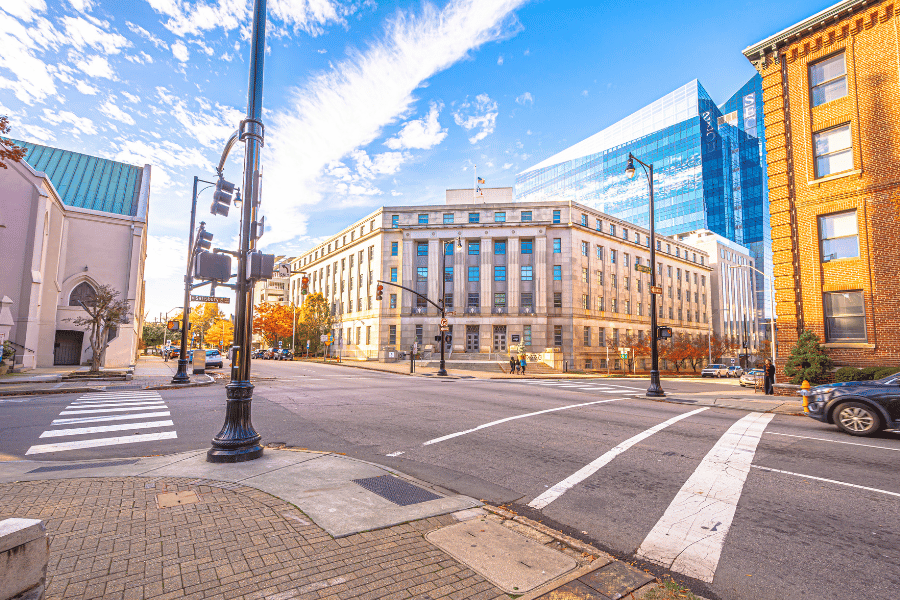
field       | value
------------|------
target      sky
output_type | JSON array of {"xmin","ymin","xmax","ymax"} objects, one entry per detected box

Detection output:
[{"xmin": 0, "ymin": 0, "xmax": 830, "ymax": 320}]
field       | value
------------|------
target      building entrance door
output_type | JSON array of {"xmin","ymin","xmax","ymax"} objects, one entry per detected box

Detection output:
[
  {"xmin": 54, "ymin": 330, "xmax": 83, "ymax": 365},
  {"xmin": 465, "ymin": 326, "xmax": 479, "ymax": 353},
  {"xmin": 493, "ymin": 326, "xmax": 506, "ymax": 352}
]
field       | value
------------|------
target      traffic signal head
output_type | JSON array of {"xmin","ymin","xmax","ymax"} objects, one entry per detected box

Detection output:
[
  {"xmin": 376, "ymin": 284, "xmax": 384, "ymax": 301},
  {"xmin": 657, "ymin": 326, "xmax": 673, "ymax": 340},
  {"xmin": 167, "ymin": 320, "xmax": 180, "ymax": 331},
  {"xmin": 196, "ymin": 229, "xmax": 213, "ymax": 251},
  {"xmin": 301, "ymin": 276, "xmax": 309, "ymax": 295},
  {"xmin": 211, "ymin": 177, "xmax": 235, "ymax": 216}
]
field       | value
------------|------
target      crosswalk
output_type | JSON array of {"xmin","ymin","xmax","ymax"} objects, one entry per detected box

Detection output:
[
  {"xmin": 518, "ymin": 379, "xmax": 645, "ymax": 394},
  {"xmin": 26, "ymin": 391, "xmax": 177, "ymax": 455}
]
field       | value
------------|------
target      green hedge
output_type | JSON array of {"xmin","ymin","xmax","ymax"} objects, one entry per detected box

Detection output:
[{"xmin": 834, "ymin": 366, "xmax": 900, "ymax": 382}]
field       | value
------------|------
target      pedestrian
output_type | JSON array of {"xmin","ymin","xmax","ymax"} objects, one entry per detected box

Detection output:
[
  {"xmin": 163, "ymin": 346, "xmax": 169, "ymax": 362},
  {"xmin": 509, "ymin": 355, "xmax": 516, "ymax": 375},
  {"xmin": 519, "ymin": 354, "xmax": 527, "ymax": 376},
  {"xmin": 764, "ymin": 358, "xmax": 775, "ymax": 395}
]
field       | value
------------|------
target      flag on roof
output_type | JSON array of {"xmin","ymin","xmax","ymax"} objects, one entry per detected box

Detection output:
[{"xmin": 477, "ymin": 177, "xmax": 485, "ymax": 184}]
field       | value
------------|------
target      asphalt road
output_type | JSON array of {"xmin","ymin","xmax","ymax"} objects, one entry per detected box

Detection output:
[{"xmin": 2, "ymin": 360, "xmax": 898, "ymax": 600}]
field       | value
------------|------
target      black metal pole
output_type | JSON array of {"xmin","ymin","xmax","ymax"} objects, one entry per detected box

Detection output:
[
  {"xmin": 172, "ymin": 177, "xmax": 199, "ymax": 384},
  {"xmin": 208, "ymin": 0, "xmax": 267, "ymax": 463},
  {"xmin": 437, "ymin": 241, "xmax": 448, "ymax": 376},
  {"xmin": 644, "ymin": 158, "xmax": 665, "ymax": 397}
]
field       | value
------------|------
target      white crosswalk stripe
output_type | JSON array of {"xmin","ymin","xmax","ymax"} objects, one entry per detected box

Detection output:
[{"xmin": 27, "ymin": 391, "xmax": 177, "ymax": 455}]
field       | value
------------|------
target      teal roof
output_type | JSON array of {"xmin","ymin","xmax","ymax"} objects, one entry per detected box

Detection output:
[{"xmin": 11, "ymin": 139, "xmax": 144, "ymax": 217}]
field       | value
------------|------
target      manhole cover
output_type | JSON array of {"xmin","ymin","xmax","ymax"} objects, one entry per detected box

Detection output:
[
  {"xmin": 156, "ymin": 490, "xmax": 200, "ymax": 508},
  {"xmin": 352, "ymin": 475, "xmax": 441, "ymax": 506},
  {"xmin": 28, "ymin": 460, "xmax": 139, "ymax": 473}
]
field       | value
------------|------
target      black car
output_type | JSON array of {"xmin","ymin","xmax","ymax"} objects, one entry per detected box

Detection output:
[{"xmin": 804, "ymin": 374, "xmax": 900, "ymax": 436}]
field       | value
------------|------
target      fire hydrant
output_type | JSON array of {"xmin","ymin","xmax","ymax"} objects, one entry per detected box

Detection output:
[{"xmin": 801, "ymin": 379, "xmax": 811, "ymax": 412}]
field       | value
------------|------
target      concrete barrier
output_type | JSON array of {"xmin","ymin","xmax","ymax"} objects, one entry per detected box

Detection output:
[{"xmin": 1, "ymin": 518, "xmax": 48, "ymax": 600}]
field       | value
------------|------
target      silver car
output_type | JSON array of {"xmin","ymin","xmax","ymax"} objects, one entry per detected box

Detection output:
[
  {"xmin": 740, "ymin": 369, "xmax": 763, "ymax": 387},
  {"xmin": 727, "ymin": 365, "xmax": 744, "ymax": 378},
  {"xmin": 701, "ymin": 364, "xmax": 729, "ymax": 377}
]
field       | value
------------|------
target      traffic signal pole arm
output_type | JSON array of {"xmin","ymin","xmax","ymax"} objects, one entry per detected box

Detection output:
[{"xmin": 376, "ymin": 280, "xmax": 445, "ymax": 315}]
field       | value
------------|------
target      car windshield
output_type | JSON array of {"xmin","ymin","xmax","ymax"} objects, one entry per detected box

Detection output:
[{"xmin": 706, "ymin": 364, "xmax": 725, "ymax": 369}]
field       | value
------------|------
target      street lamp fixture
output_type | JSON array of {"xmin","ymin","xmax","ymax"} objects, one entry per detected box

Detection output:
[{"xmin": 625, "ymin": 152, "xmax": 665, "ymax": 397}]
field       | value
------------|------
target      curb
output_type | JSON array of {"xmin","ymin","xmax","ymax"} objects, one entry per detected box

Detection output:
[
  {"xmin": 0, "ymin": 375, "xmax": 215, "ymax": 397},
  {"xmin": 652, "ymin": 395, "xmax": 804, "ymax": 416}
]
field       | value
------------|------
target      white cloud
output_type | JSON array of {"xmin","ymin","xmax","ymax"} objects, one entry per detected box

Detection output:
[
  {"xmin": 497, "ymin": 55, "xmax": 503, "ymax": 65},
  {"xmin": 0, "ymin": 15, "xmax": 59, "ymax": 103},
  {"xmin": 125, "ymin": 51, "xmax": 154, "ymax": 64},
  {"xmin": 74, "ymin": 80, "xmax": 98, "ymax": 94},
  {"xmin": 99, "ymin": 99, "xmax": 135, "ymax": 125},
  {"xmin": 171, "ymin": 40, "xmax": 189, "ymax": 62},
  {"xmin": 582, "ymin": 89, "xmax": 588, "ymax": 97},
  {"xmin": 121, "ymin": 91, "xmax": 140, "ymax": 103},
  {"xmin": 68, "ymin": 0, "xmax": 94, "ymax": 13},
  {"xmin": 190, "ymin": 39, "xmax": 215, "ymax": 56},
  {"xmin": 515, "ymin": 91, "xmax": 533, "ymax": 106},
  {"xmin": 41, "ymin": 108, "xmax": 97, "ymax": 135},
  {"xmin": 16, "ymin": 122, "xmax": 55, "ymax": 142},
  {"xmin": 502, "ymin": 162, "xmax": 513, "ymax": 169},
  {"xmin": 452, "ymin": 93, "xmax": 498, "ymax": 144},
  {"xmin": 110, "ymin": 138, "xmax": 211, "ymax": 190},
  {"xmin": 155, "ymin": 86, "xmax": 243, "ymax": 149},
  {"xmin": 62, "ymin": 16, "xmax": 130, "ymax": 54},
  {"xmin": 384, "ymin": 102, "xmax": 447, "ymax": 150},
  {"xmin": 144, "ymin": 235, "xmax": 187, "ymax": 280},
  {"xmin": 75, "ymin": 54, "xmax": 115, "ymax": 79},
  {"xmin": 0, "ymin": 0, "xmax": 46, "ymax": 21},
  {"xmin": 125, "ymin": 21, "xmax": 168, "ymax": 50}
]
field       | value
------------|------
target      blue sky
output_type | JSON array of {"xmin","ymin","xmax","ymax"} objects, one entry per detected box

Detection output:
[{"xmin": 0, "ymin": 0, "xmax": 829, "ymax": 319}]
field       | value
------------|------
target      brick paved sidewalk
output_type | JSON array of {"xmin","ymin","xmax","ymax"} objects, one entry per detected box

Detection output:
[{"xmin": 0, "ymin": 477, "xmax": 506, "ymax": 600}]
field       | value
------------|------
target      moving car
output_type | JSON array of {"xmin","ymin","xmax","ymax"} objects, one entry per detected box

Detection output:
[
  {"xmin": 727, "ymin": 365, "xmax": 744, "ymax": 378},
  {"xmin": 205, "ymin": 350, "xmax": 223, "ymax": 369},
  {"xmin": 739, "ymin": 369, "xmax": 764, "ymax": 387},
  {"xmin": 804, "ymin": 374, "xmax": 900, "ymax": 437},
  {"xmin": 274, "ymin": 349, "xmax": 293, "ymax": 360},
  {"xmin": 701, "ymin": 364, "xmax": 729, "ymax": 378}
]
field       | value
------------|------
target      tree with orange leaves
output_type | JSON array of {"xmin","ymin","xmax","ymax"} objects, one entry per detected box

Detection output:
[
  {"xmin": 205, "ymin": 318, "xmax": 234, "ymax": 348},
  {"xmin": 252, "ymin": 302, "xmax": 295, "ymax": 347}
]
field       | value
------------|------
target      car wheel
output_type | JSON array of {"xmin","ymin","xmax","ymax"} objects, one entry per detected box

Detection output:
[{"xmin": 833, "ymin": 402, "xmax": 882, "ymax": 437}]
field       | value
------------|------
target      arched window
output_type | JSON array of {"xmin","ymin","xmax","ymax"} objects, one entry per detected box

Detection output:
[{"xmin": 69, "ymin": 282, "xmax": 97, "ymax": 307}]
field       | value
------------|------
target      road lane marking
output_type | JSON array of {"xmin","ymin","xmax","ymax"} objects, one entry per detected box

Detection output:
[
  {"xmin": 77, "ymin": 392, "xmax": 160, "ymax": 397},
  {"xmin": 766, "ymin": 432, "xmax": 900, "ymax": 452},
  {"xmin": 386, "ymin": 451, "xmax": 404, "ymax": 457},
  {"xmin": 423, "ymin": 398, "xmax": 623, "ymax": 446},
  {"xmin": 25, "ymin": 431, "xmax": 178, "ymax": 454},
  {"xmin": 60, "ymin": 403, "xmax": 166, "ymax": 415},
  {"xmin": 68, "ymin": 401, "xmax": 166, "ymax": 408},
  {"xmin": 39, "ymin": 420, "xmax": 174, "ymax": 438},
  {"xmin": 750, "ymin": 465, "xmax": 900, "ymax": 498},
  {"xmin": 71, "ymin": 396, "xmax": 161, "ymax": 404},
  {"xmin": 529, "ymin": 408, "xmax": 710, "ymax": 510},
  {"xmin": 51, "ymin": 411, "xmax": 172, "ymax": 425},
  {"xmin": 636, "ymin": 412, "xmax": 775, "ymax": 583}
]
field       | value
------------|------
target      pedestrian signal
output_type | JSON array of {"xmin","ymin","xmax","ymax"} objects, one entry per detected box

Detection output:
[{"xmin": 167, "ymin": 320, "xmax": 180, "ymax": 331}]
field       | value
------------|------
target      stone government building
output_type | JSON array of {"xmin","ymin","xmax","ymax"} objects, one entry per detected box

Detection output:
[
  {"xmin": 283, "ymin": 189, "xmax": 717, "ymax": 371},
  {"xmin": 0, "ymin": 140, "xmax": 149, "ymax": 370}
]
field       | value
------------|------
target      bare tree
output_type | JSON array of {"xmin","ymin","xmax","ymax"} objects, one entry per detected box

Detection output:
[
  {"xmin": 1, "ymin": 116, "xmax": 27, "ymax": 169},
  {"xmin": 66, "ymin": 284, "xmax": 131, "ymax": 372}
]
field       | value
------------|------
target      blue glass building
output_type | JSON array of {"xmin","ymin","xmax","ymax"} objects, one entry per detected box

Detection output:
[{"xmin": 515, "ymin": 76, "xmax": 771, "ymax": 324}]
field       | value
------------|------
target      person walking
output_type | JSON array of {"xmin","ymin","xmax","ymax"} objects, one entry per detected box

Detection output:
[
  {"xmin": 509, "ymin": 355, "xmax": 517, "ymax": 375},
  {"xmin": 519, "ymin": 354, "xmax": 527, "ymax": 376},
  {"xmin": 764, "ymin": 359, "xmax": 776, "ymax": 395}
]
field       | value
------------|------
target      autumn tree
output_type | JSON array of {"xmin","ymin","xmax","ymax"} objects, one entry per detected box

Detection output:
[
  {"xmin": 142, "ymin": 322, "xmax": 166, "ymax": 349},
  {"xmin": 65, "ymin": 284, "xmax": 131, "ymax": 372},
  {"xmin": 659, "ymin": 333, "xmax": 694, "ymax": 373},
  {"xmin": 172, "ymin": 302, "xmax": 225, "ymax": 347},
  {"xmin": 605, "ymin": 331, "xmax": 650, "ymax": 373},
  {"xmin": 253, "ymin": 302, "xmax": 295, "ymax": 347},
  {"xmin": 0, "ymin": 116, "xmax": 26, "ymax": 169},
  {"xmin": 296, "ymin": 293, "xmax": 332, "ymax": 355},
  {"xmin": 205, "ymin": 318, "xmax": 234, "ymax": 348}
]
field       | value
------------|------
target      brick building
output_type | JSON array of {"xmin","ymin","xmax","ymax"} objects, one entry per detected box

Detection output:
[{"xmin": 743, "ymin": 0, "xmax": 900, "ymax": 375}]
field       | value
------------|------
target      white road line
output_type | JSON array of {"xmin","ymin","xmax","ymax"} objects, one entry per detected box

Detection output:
[
  {"xmin": 40, "ymin": 420, "xmax": 174, "ymax": 438},
  {"xmin": 71, "ymin": 396, "xmax": 161, "ymax": 404},
  {"xmin": 766, "ymin": 431, "xmax": 900, "ymax": 452},
  {"xmin": 386, "ymin": 451, "xmax": 404, "ymax": 457},
  {"xmin": 423, "ymin": 398, "xmax": 623, "ymax": 446},
  {"xmin": 635, "ymin": 412, "xmax": 775, "ymax": 583},
  {"xmin": 529, "ymin": 408, "xmax": 710, "ymax": 510},
  {"xmin": 25, "ymin": 431, "xmax": 178, "ymax": 455},
  {"xmin": 75, "ymin": 393, "xmax": 161, "ymax": 400},
  {"xmin": 51, "ymin": 411, "xmax": 172, "ymax": 425},
  {"xmin": 750, "ymin": 465, "xmax": 900, "ymax": 498},
  {"xmin": 67, "ymin": 401, "xmax": 166, "ymax": 409},
  {"xmin": 60, "ymin": 404, "xmax": 166, "ymax": 415}
]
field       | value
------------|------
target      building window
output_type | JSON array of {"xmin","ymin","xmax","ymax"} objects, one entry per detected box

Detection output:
[
  {"xmin": 521, "ymin": 211, "xmax": 532, "ymax": 222},
  {"xmin": 524, "ymin": 325, "xmax": 532, "ymax": 346},
  {"xmin": 494, "ymin": 240, "xmax": 506, "ymax": 255},
  {"xmin": 814, "ymin": 124, "xmax": 853, "ymax": 178},
  {"xmin": 824, "ymin": 291, "xmax": 866, "ymax": 342},
  {"xmin": 610, "ymin": 250, "xmax": 616, "ymax": 264},
  {"xmin": 521, "ymin": 292, "xmax": 533, "ymax": 308},
  {"xmin": 583, "ymin": 326, "xmax": 591, "ymax": 346},
  {"xmin": 495, "ymin": 265, "xmax": 506, "ymax": 281},
  {"xmin": 597, "ymin": 246, "xmax": 604, "ymax": 260},
  {"xmin": 581, "ymin": 214, "xmax": 588, "ymax": 227},
  {"xmin": 581, "ymin": 241, "xmax": 589, "ymax": 256},
  {"xmin": 468, "ymin": 266, "xmax": 480, "ymax": 282},
  {"xmin": 418, "ymin": 214, "xmax": 428, "ymax": 224},
  {"xmin": 810, "ymin": 52, "xmax": 847, "ymax": 108},
  {"xmin": 581, "ymin": 267, "xmax": 588, "ymax": 283},
  {"xmin": 819, "ymin": 210, "xmax": 859, "ymax": 262},
  {"xmin": 469, "ymin": 212, "xmax": 480, "ymax": 223},
  {"xmin": 468, "ymin": 241, "xmax": 480, "ymax": 255},
  {"xmin": 599, "ymin": 328, "xmax": 606, "ymax": 346},
  {"xmin": 595, "ymin": 219, "xmax": 602, "ymax": 232},
  {"xmin": 597, "ymin": 296, "xmax": 605, "ymax": 311},
  {"xmin": 389, "ymin": 294, "xmax": 397, "ymax": 308},
  {"xmin": 444, "ymin": 242, "xmax": 454, "ymax": 256},
  {"xmin": 390, "ymin": 268, "xmax": 397, "ymax": 283},
  {"xmin": 597, "ymin": 271, "xmax": 604, "ymax": 285},
  {"xmin": 417, "ymin": 242, "xmax": 428, "ymax": 256},
  {"xmin": 521, "ymin": 239, "xmax": 533, "ymax": 254},
  {"xmin": 389, "ymin": 325, "xmax": 397, "ymax": 345},
  {"xmin": 69, "ymin": 282, "xmax": 97, "ymax": 307},
  {"xmin": 495, "ymin": 212, "xmax": 506, "ymax": 222},
  {"xmin": 443, "ymin": 213, "xmax": 454, "ymax": 224},
  {"xmin": 611, "ymin": 274, "xmax": 617, "ymax": 288},
  {"xmin": 553, "ymin": 238, "xmax": 561, "ymax": 253},
  {"xmin": 468, "ymin": 293, "xmax": 480, "ymax": 308},
  {"xmin": 610, "ymin": 224, "xmax": 616, "ymax": 237},
  {"xmin": 553, "ymin": 265, "xmax": 562, "ymax": 281},
  {"xmin": 611, "ymin": 299, "xmax": 617, "ymax": 313},
  {"xmin": 638, "ymin": 302, "xmax": 643, "ymax": 316},
  {"xmin": 582, "ymin": 294, "xmax": 589, "ymax": 310},
  {"xmin": 623, "ymin": 228, "xmax": 628, "ymax": 240},
  {"xmin": 445, "ymin": 266, "xmax": 454, "ymax": 282},
  {"xmin": 552, "ymin": 210, "xmax": 561, "ymax": 224},
  {"xmin": 391, "ymin": 242, "xmax": 398, "ymax": 256},
  {"xmin": 624, "ymin": 276, "xmax": 630, "ymax": 291},
  {"xmin": 624, "ymin": 253, "xmax": 630, "ymax": 268},
  {"xmin": 443, "ymin": 293, "xmax": 453, "ymax": 310},
  {"xmin": 494, "ymin": 293, "xmax": 506, "ymax": 307},
  {"xmin": 417, "ymin": 267, "xmax": 428, "ymax": 282},
  {"xmin": 553, "ymin": 292, "xmax": 562, "ymax": 308},
  {"xmin": 391, "ymin": 215, "xmax": 399, "ymax": 228},
  {"xmin": 625, "ymin": 300, "xmax": 630, "ymax": 314},
  {"xmin": 554, "ymin": 325, "xmax": 563, "ymax": 346},
  {"xmin": 521, "ymin": 265, "xmax": 533, "ymax": 281},
  {"xmin": 415, "ymin": 325, "xmax": 423, "ymax": 345}
]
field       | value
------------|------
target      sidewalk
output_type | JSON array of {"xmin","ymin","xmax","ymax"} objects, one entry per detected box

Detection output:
[
  {"xmin": 0, "ymin": 356, "xmax": 216, "ymax": 397},
  {"xmin": 0, "ymin": 449, "xmax": 685, "ymax": 600}
]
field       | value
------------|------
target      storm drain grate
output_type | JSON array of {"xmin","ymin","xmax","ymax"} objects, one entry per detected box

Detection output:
[
  {"xmin": 352, "ymin": 475, "xmax": 441, "ymax": 506},
  {"xmin": 28, "ymin": 459, "xmax": 140, "ymax": 473}
]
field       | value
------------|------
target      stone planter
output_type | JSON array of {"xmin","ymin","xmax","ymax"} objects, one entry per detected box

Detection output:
[{"xmin": 0, "ymin": 363, "xmax": 9, "ymax": 376}]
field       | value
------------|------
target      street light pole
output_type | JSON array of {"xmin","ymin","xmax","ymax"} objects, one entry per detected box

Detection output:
[
  {"xmin": 438, "ymin": 237, "xmax": 462, "ymax": 377},
  {"xmin": 207, "ymin": 0, "xmax": 267, "ymax": 463},
  {"xmin": 173, "ymin": 177, "xmax": 199, "ymax": 384},
  {"xmin": 626, "ymin": 153, "xmax": 664, "ymax": 397}
]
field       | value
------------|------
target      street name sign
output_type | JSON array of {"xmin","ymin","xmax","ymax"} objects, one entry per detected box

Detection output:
[
  {"xmin": 191, "ymin": 295, "xmax": 231, "ymax": 304},
  {"xmin": 635, "ymin": 264, "xmax": 652, "ymax": 274}
]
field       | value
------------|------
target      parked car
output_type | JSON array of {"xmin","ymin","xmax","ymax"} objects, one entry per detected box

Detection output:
[
  {"xmin": 727, "ymin": 365, "xmax": 744, "ymax": 378},
  {"xmin": 804, "ymin": 374, "xmax": 900, "ymax": 437},
  {"xmin": 165, "ymin": 346, "xmax": 180, "ymax": 359},
  {"xmin": 701, "ymin": 364, "xmax": 729, "ymax": 377},
  {"xmin": 273, "ymin": 349, "xmax": 293, "ymax": 360},
  {"xmin": 739, "ymin": 369, "xmax": 764, "ymax": 387},
  {"xmin": 205, "ymin": 350, "xmax": 223, "ymax": 369}
]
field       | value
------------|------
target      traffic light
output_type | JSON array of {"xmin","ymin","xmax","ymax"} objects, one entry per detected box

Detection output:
[
  {"xmin": 196, "ymin": 228, "xmax": 213, "ymax": 251},
  {"xmin": 167, "ymin": 320, "xmax": 180, "ymax": 332},
  {"xmin": 301, "ymin": 276, "xmax": 309, "ymax": 295},
  {"xmin": 211, "ymin": 177, "xmax": 235, "ymax": 216},
  {"xmin": 376, "ymin": 284, "xmax": 384, "ymax": 301}
]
